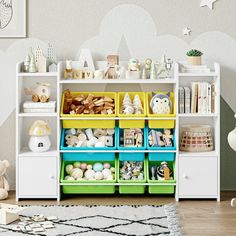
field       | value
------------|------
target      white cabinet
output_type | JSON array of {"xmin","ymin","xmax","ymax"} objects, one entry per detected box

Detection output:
[
  {"xmin": 179, "ymin": 156, "xmax": 218, "ymax": 198},
  {"xmin": 18, "ymin": 156, "xmax": 57, "ymax": 197}
]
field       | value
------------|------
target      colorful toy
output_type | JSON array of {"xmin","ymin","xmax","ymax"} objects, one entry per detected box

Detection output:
[
  {"xmin": 25, "ymin": 82, "xmax": 51, "ymax": 103},
  {"xmin": 64, "ymin": 161, "xmax": 115, "ymax": 181},
  {"xmin": 148, "ymin": 129, "xmax": 173, "ymax": 147},
  {"xmin": 128, "ymin": 58, "xmax": 141, "ymax": 71},
  {"xmin": 150, "ymin": 92, "xmax": 172, "ymax": 114},
  {"xmin": 0, "ymin": 160, "xmax": 10, "ymax": 200},
  {"xmin": 120, "ymin": 161, "xmax": 144, "ymax": 181},
  {"xmin": 156, "ymin": 162, "xmax": 173, "ymax": 180},
  {"xmin": 123, "ymin": 128, "xmax": 143, "ymax": 148},
  {"xmin": 121, "ymin": 93, "xmax": 144, "ymax": 115}
]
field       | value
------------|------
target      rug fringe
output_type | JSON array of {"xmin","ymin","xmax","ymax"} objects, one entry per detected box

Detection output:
[{"xmin": 164, "ymin": 203, "xmax": 183, "ymax": 236}]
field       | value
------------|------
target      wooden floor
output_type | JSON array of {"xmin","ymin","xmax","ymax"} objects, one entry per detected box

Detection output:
[{"xmin": 3, "ymin": 191, "xmax": 236, "ymax": 235}]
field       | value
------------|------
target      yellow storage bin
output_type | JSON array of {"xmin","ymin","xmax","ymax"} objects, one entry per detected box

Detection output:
[
  {"xmin": 118, "ymin": 92, "xmax": 146, "ymax": 128},
  {"xmin": 146, "ymin": 92, "xmax": 176, "ymax": 128},
  {"xmin": 60, "ymin": 92, "xmax": 117, "ymax": 128}
]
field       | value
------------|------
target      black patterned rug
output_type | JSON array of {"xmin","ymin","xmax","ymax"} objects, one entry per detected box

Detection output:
[{"xmin": 0, "ymin": 204, "xmax": 182, "ymax": 236}]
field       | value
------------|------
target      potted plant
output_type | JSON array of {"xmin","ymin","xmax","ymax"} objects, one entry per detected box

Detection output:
[{"xmin": 186, "ymin": 49, "xmax": 203, "ymax": 65}]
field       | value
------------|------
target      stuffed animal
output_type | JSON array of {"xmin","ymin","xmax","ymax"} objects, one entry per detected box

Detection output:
[
  {"xmin": 150, "ymin": 92, "xmax": 172, "ymax": 114},
  {"xmin": 0, "ymin": 160, "xmax": 10, "ymax": 200}
]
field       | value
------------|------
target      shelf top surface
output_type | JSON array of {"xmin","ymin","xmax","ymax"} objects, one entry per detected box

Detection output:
[
  {"xmin": 18, "ymin": 148, "xmax": 57, "ymax": 157},
  {"xmin": 17, "ymin": 72, "xmax": 57, "ymax": 77}
]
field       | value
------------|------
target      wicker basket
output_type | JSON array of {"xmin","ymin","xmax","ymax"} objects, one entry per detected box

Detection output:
[{"xmin": 180, "ymin": 125, "xmax": 214, "ymax": 152}]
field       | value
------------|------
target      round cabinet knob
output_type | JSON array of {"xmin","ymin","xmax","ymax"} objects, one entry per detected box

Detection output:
[
  {"xmin": 183, "ymin": 174, "xmax": 188, "ymax": 179},
  {"xmin": 50, "ymin": 176, "xmax": 55, "ymax": 180}
]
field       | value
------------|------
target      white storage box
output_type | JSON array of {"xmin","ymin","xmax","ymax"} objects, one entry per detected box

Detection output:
[{"xmin": 0, "ymin": 204, "xmax": 26, "ymax": 225}]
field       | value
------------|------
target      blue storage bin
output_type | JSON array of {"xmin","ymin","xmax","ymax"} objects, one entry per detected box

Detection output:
[
  {"xmin": 60, "ymin": 128, "xmax": 117, "ymax": 151},
  {"xmin": 62, "ymin": 152, "xmax": 115, "ymax": 161},
  {"xmin": 148, "ymin": 152, "xmax": 175, "ymax": 162},
  {"xmin": 119, "ymin": 152, "xmax": 145, "ymax": 161},
  {"xmin": 116, "ymin": 127, "xmax": 146, "ymax": 150},
  {"xmin": 146, "ymin": 128, "xmax": 176, "ymax": 150}
]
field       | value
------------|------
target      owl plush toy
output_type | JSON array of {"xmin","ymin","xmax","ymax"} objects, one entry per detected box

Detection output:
[{"xmin": 150, "ymin": 92, "xmax": 172, "ymax": 114}]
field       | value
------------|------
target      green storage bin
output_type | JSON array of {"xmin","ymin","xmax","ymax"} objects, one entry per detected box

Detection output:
[
  {"xmin": 60, "ymin": 160, "xmax": 116, "ymax": 194},
  {"xmin": 118, "ymin": 159, "xmax": 147, "ymax": 194},
  {"xmin": 147, "ymin": 160, "xmax": 176, "ymax": 194}
]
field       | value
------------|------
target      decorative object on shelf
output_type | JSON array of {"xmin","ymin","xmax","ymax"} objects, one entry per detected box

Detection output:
[
  {"xmin": 24, "ymin": 82, "xmax": 51, "ymax": 103},
  {"xmin": 126, "ymin": 58, "xmax": 141, "ymax": 80},
  {"xmin": 105, "ymin": 55, "xmax": 119, "ymax": 79},
  {"xmin": 47, "ymin": 43, "xmax": 57, "ymax": 64},
  {"xmin": 28, "ymin": 120, "xmax": 51, "ymax": 152},
  {"xmin": 165, "ymin": 58, "xmax": 173, "ymax": 77},
  {"xmin": 182, "ymin": 27, "xmax": 191, "ymax": 36},
  {"xmin": 63, "ymin": 90, "xmax": 115, "ymax": 115},
  {"xmin": 49, "ymin": 63, "xmax": 57, "ymax": 72},
  {"xmin": 150, "ymin": 92, "xmax": 172, "ymax": 114},
  {"xmin": 156, "ymin": 55, "xmax": 169, "ymax": 78},
  {"xmin": 200, "ymin": 0, "xmax": 217, "ymax": 10},
  {"xmin": 141, "ymin": 68, "xmax": 147, "ymax": 80},
  {"xmin": 133, "ymin": 94, "xmax": 144, "ymax": 114},
  {"xmin": 28, "ymin": 55, "xmax": 37, "ymax": 73},
  {"xmin": 180, "ymin": 124, "xmax": 214, "ymax": 152},
  {"xmin": 155, "ymin": 162, "xmax": 173, "ymax": 180},
  {"xmin": 94, "ymin": 70, "xmax": 104, "ymax": 80},
  {"xmin": 0, "ymin": 204, "xmax": 26, "ymax": 225},
  {"xmin": 145, "ymin": 58, "xmax": 152, "ymax": 73},
  {"xmin": 228, "ymin": 114, "xmax": 236, "ymax": 151},
  {"xmin": 64, "ymin": 60, "xmax": 73, "ymax": 78},
  {"xmin": 64, "ymin": 161, "xmax": 115, "ymax": 181},
  {"xmin": 64, "ymin": 128, "xmax": 114, "ymax": 148},
  {"xmin": 23, "ymin": 55, "xmax": 30, "ymax": 72},
  {"xmin": 150, "ymin": 62, "xmax": 157, "ymax": 80},
  {"xmin": 122, "ymin": 128, "xmax": 143, "ymax": 147},
  {"xmin": 186, "ymin": 49, "xmax": 203, "ymax": 65},
  {"xmin": 0, "ymin": 0, "xmax": 26, "ymax": 38},
  {"xmin": 77, "ymin": 48, "xmax": 95, "ymax": 71},
  {"xmin": 148, "ymin": 129, "xmax": 174, "ymax": 147},
  {"xmin": 0, "ymin": 160, "xmax": 10, "ymax": 200},
  {"xmin": 120, "ymin": 161, "xmax": 144, "ymax": 180}
]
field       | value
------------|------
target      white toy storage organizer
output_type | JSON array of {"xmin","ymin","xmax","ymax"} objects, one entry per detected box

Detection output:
[{"xmin": 15, "ymin": 61, "xmax": 220, "ymax": 201}]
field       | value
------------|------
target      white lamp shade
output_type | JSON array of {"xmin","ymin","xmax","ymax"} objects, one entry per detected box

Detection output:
[{"xmin": 29, "ymin": 120, "xmax": 51, "ymax": 136}]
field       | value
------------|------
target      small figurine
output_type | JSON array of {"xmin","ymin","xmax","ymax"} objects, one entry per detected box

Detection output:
[
  {"xmin": 29, "ymin": 56, "xmax": 37, "ymax": 73},
  {"xmin": 105, "ymin": 55, "xmax": 119, "ymax": 79},
  {"xmin": 133, "ymin": 94, "xmax": 144, "ymax": 114},
  {"xmin": 145, "ymin": 58, "xmax": 152, "ymax": 71},
  {"xmin": 128, "ymin": 58, "xmax": 141, "ymax": 71},
  {"xmin": 24, "ymin": 82, "xmax": 51, "ymax": 103},
  {"xmin": 23, "ymin": 55, "xmax": 30, "ymax": 72},
  {"xmin": 141, "ymin": 68, "xmax": 147, "ymax": 79},
  {"xmin": 150, "ymin": 92, "xmax": 172, "ymax": 114},
  {"xmin": 156, "ymin": 162, "xmax": 173, "ymax": 180},
  {"xmin": 64, "ymin": 60, "xmax": 73, "ymax": 79},
  {"xmin": 150, "ymin": 62, "xmax": 157, "ymax": 80},
  {"xmin": 121, "ymin": 93, "xmax": 134, "ymax": 115},
  {"xmin": 162, "ymin": 129, "xmax": 173, "ymax": 147},
  {"xmin": 156, "ymin": 55, "xmax": 169, "ymax": 78}
]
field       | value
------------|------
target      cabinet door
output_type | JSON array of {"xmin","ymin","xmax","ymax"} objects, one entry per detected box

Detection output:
[
  {"xmin": 179, "ymin": 157, "xmax": 218, "ymax": 197},
  {"xmin": 18, "ymin": 156, "xmax": 57, "ymax": 197}
]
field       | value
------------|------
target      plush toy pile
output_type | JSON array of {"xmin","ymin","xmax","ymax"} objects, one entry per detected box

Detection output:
[
  {"xmin": 121, "ymin": 93, "xmax": 144, "ymax": 115},
  {"xmin": 120, "ymin": 128, "xmax": 143, "ymax": 148},
  {"xmin": 150, "ymin": 162, "xmax": 173, "ymax": 181},
  {"xmin": 120, "ymin": 161, "xmax": 144, "ymax": 180},
  {"xmin": 65, "ymin": 128, "xmax": 115, "ymax": 148},
  {"xmin": 64, "ymin": 162, "xmax": 115, "ymax": 181},
  {"xmin": 148, "ymin": 129, "xmax": 174, "ymax": 147},
  {"xmin": 63, "ymin": 90, "xmax": 115, "ymax": 115}
]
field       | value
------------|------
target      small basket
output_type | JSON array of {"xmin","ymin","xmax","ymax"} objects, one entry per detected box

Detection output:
[{"xmin": 180, "ymin": 125, "xmax": 214, "ymax": 152}]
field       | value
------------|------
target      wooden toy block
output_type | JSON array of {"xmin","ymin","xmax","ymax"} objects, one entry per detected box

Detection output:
[
  {"xmin": 73, "ymin": 69, "xmax": 82, "ymax": 79},
  {"xmin": 85, "ymin": 70, "xmax": 94, "ymax": 79},
  {"xmin": 64, "ymin": 69, "xmax": 73, "ymax": 79}
]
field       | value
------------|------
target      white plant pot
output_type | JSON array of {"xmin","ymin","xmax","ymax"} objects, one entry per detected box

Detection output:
[{"xmin": 28, "ymin": 136, "xmax": 51, "ymax": 152}]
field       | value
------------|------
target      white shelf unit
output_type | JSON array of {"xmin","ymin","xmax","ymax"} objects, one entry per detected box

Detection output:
[
  {"xmin": 16, "ymin": 63, "xmax": 60, "ymax": 201},
  {"xmin": 16, "ymin": 61, "xmax": 220, "ymax": 201},
  {"xmin": 176, "ymin": 62, "xmax": 220, "ymax": 201}
]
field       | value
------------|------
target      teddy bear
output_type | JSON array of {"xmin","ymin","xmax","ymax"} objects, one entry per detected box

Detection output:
[{"xmin": 0, "ymin": 160, "xmax": 10, "ymax": 200}]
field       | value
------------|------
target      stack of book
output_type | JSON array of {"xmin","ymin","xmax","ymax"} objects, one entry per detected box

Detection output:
[
  {"xmin": 180, "ymin": 64, "xmax": 211, "ymax": 73},
  {"xmin": 179, "ymin": 82, "xmax": 216, "ymax": 114}
]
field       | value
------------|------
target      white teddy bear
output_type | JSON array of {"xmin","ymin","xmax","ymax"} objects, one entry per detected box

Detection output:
[{"xmin": 0, "ymin": 160, "xmax": 10, "ymax": 200}]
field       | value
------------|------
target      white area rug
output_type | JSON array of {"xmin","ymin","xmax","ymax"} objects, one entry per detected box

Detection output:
[{"xmin": 0, "ymin": 204, "xmax": 182, "ymax": 236}]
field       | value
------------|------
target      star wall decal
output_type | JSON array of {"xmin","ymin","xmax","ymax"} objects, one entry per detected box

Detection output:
[
  {"xmin": 183, "ymin": 27, "xmax": 191, "ymax": 36},
  {"xmin": 200, "ymin": 0, "xmax": 217, "ymax": 10}
]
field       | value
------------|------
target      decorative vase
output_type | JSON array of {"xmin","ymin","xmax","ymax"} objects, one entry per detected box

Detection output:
[
  {"xmin": 187, "ymin": 56, "xmax": 202, "ymax": 65},
  {"xmin": 228, "ymin": 127, "xmax": 236, "ymax": 152},
  {"xmin": 28, "ymin": 136, "xmax": 51, "ymax": 152}
]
